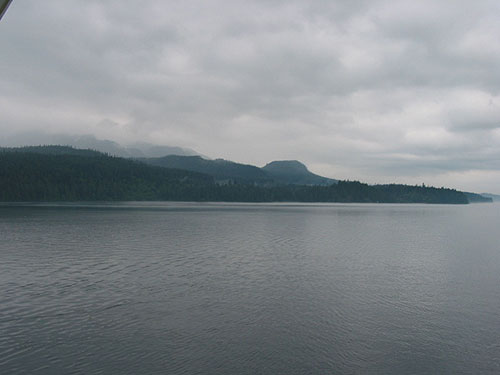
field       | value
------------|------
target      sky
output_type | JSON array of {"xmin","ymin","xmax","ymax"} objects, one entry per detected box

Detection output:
[{"xmin": 1, "ymin": 0, "xmax": 500, "ymax": 193}]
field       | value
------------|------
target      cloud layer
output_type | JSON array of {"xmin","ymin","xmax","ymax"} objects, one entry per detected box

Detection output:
[{"xmin": 1, "ymin": 0, "xmax": 500, "ymax": 192}]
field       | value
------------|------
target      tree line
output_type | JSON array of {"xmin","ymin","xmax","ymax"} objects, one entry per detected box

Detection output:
[{"xmin": 0, "ymin": 148, "xmax": 469, "ymax": 204}]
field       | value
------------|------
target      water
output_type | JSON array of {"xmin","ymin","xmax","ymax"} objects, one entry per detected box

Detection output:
[{"xmin": 1, "ymin": 202, "xmax": 500, "ymax": 374}]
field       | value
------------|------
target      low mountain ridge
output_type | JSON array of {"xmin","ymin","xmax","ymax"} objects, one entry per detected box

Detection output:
[
  {"xmin": 142, "ymin": 155, "xmax": 272, "ymax": 183},
  {"xmin": 141, "ymin": 155, "xmax": 337, "ymax": 186}
]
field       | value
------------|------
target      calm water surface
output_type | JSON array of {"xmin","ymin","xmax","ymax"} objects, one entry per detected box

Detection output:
[{"xmin": 1, "ymin": 202, "xmax": 500, "ymax": 374}]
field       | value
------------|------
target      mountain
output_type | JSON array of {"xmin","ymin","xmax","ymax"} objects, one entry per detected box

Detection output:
[
  {"xmin": 142, "ymin": 155, "xmax": 273, "ymax": 184},
  {"xmin": 0, "ymin": 132, "xmax": 199, "ymax": 158},
  {"xmin": 480, "ymin": 193, "xmax": 500, "ymax": 202},
  {"xmin": 0, "ymin": 146, "xmax": 469, "ymax": 204},
  {"xmin": 2, "ymin": 134, "xmax": 336, "ymax": 186},
  {"xmin": 141, "ymin": 156, "xmax": 338, "ymax": 186},
  {"xmin": 262, "ymin": 160, "xmax": 337, "ymax": 185}
]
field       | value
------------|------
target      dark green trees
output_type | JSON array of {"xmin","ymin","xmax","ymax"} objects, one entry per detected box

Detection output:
[{"xmin": 0, "ymin": 146, "xmax": 469, "ymax": 204}]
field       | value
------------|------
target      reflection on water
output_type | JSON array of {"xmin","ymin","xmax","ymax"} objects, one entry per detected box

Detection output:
[{"xmin": 1, "ymin": 203, "xmax": 500, "ymax": 374}]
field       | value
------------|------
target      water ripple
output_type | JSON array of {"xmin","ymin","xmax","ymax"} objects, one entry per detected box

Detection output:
[{"xmin": 1, "ymin": 203, "xmax": 500, "ymax": 374}]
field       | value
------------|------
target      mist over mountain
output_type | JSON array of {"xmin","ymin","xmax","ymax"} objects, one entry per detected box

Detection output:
[
  {"xmin": 0, "ymin": 132, "xmax": 199, "ymax": 158},
  {"xmin": 481, "ymin": 193, "xmax": 500, "ymax": 202},
  {"xmin": 1, "ymin": 133, "xmax": 340, "ymax": 185},
  {"xmin": 463, "ymin": 192, "xmax": 493, "ymax": 203}
]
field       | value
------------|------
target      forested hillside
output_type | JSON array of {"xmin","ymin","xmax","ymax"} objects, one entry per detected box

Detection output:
[
  {"xmin": 0, "ymin": 146, "xmax": 470, "ymax": 204},
  {"xmin": 0, "ymin": 149, "xmax": 212, "ymax": 201},
  {"xmin": 142, "ymin": 155, "xmax": 337, "ymax": 186},
  {"xmin": 142, "ymin": 155, "xmax": 272, "ymax": 184}
]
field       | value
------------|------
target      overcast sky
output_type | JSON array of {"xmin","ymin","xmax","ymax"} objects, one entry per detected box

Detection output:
[{"xmin": 1, "ymin": 0, "xmax": 500, "ymax": 192}]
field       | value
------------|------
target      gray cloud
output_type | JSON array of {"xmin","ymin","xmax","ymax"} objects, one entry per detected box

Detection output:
[{"xmin": 1, "ymin": 0, "xmax": 500, "ymax": 192}]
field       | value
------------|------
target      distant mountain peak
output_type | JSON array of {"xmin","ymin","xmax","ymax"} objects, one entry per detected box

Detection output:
[
  {"xmin": 262, "ymin": 160, "xmax": 337, "ymax": 186},
  {"xmin": 263, "ymin": 160, "xmax": 309, "ymax": 173}
]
